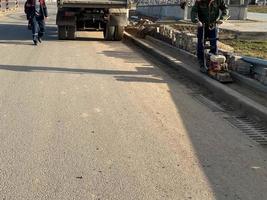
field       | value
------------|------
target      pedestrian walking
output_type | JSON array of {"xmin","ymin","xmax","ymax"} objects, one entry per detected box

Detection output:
[
  {"xmin": 24, "ymin": 0, "xmax": 48, "ymax": 45},
  {"xmin": 191, "ymin": 0, "xmax": 229, "ymax": 71}
]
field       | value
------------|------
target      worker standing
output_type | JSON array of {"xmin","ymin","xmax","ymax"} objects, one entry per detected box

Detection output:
[
  {"xmin": 25, "ymin": 0, "xmax": 48, "ymax": 45},
  {"xmin": 191, "ymin": 0, "xmax": 229, "ymax": 72}
]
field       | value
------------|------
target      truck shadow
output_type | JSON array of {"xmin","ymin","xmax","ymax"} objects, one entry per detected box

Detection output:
[
  {"xmin": 0, "ymin": 23, "xmax": 119, "ymax": 44},
  {"xmin": 75, "ymin": 37, "xmax": 105, "ymax": 41}
]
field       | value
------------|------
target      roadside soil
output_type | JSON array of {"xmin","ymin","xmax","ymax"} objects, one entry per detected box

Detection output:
[
  {"xmin": 222, "ymin": 39, "xmax": 267, "ymax": 59},
  {"xmin": 248, "ymin": 5, "xmax": 267, "ymax": 13}
]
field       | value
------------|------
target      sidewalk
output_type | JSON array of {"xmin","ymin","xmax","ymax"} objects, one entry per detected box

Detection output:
[
  {"xmin": 156, "ymin": 14, "xmax": 267, "ymax": 39},
  {"xmin": 247, "ymin": 12, "xmax": 267, "ymax": 21},
  {"xmin": 220, "ymin": 12, "xmax": 267, "ymax": 39}
]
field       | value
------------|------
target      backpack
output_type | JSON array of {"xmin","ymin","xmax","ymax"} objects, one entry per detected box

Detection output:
[{"xmin": 24, "ymin": 0, "xmax": 34, "ymax": 19}]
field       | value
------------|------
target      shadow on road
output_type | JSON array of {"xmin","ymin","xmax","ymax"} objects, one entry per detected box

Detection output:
[
  {"xmin": 0, "ymin": 23, "xmax": 57, "ymax": 44},
  {"xmin": 0, "ymin": 64, "xmax": 165, "ymax": 83},
  {"xmin": 75, "ymin": 37, "xmax": 105, "ymax": 41},
  {"xmin": 99, "ymin": 49, "xmax": 150, "ymax": 64},
  {"xmin": 114, "ymin": 76, "xmax": 165, "ymax": 83},
  {"xmin": 0, "ymin": 23, "xmax": 119, "ymax": 44}
]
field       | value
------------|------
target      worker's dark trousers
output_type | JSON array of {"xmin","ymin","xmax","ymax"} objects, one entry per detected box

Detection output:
[
  {"xmin": 31, "ymin": 16, "xmax": 45, "ymax": 41},
  {"xmin": 197, "ymin": 26, "xmax": 218, "ymax": 62}
]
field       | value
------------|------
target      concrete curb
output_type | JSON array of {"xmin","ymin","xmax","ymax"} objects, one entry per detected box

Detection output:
[
  {"xmin": 145, "ymin": 35, "xmax": 267, "ymax": 96},
  {"xmin": 124, "ymin": 32, "xmax": 267, "ymax": 124},
  {"xmin": 230, "ymin": 71, "xmax": 267, "ymax": 94}
]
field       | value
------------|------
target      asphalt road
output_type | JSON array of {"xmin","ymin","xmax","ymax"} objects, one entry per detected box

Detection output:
[{"xmin": 0, "ymin": 6, "xmax": 267, "ymax": 200}]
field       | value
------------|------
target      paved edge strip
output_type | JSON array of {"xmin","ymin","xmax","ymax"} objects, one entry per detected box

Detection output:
[
  {"xmin": 145, "ymin": 35, "xmax": 267, "ymax": 96},
  {"xmin": 124, "ymin": 32, "xmax": 267, "ymax": 124},
  {"xmin": 230, "ymin": 71, "xmax": 267, "ymax": 94}
]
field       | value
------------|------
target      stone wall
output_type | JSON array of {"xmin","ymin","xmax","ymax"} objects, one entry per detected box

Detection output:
[
  {"xmin": 153, "ymin": 24, "xmax": 234, "ymax": 53},
  {"xmin": 137, "ymin": 4, "xmax": 248, "ymax": 20},
  {"xmin": 136, "ymin": 5, "xmax": 189, "ymax": 20},
  {"xmin": 137, "ymin": 23, "xmax": 267, "ymax": 86}
]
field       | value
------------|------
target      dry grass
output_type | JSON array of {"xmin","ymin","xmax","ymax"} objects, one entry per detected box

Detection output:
[
  {"xmin": 248, "ymin": 5, "xmax": 267, "ymax": 13},
  {"xmin": 222, "ymin": 39, "xmax": 267, "ymax": 59}
]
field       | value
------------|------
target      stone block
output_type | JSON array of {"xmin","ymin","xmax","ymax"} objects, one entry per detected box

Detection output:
[
  {"xmin": 254, "ymin": 74, "xmax": 267, "ymax": 86},
  {"xmin": 228, "ymin": 55, "xmax": 252, "ymax": 75},
  {"xmin": 253, "ymin": 66, "xmax": 267, "ymax": 77},
  {"xmin": 174, "ymin": 31, "xmax": 182, "ymax": 48},
  {"xmin": 180, "ymin": 32, "xmax": 197, "ymax": 53},
  {"xmin": 252, "ymin": 66, "xmax": 267, "ymax": 85}
]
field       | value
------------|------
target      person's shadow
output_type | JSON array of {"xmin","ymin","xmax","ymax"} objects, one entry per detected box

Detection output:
[{"xmin": 0, "ymin": 23, "xmax": 57, "ymax": 45}]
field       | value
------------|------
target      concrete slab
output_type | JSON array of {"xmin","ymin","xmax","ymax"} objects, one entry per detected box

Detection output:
[
  {"xmin": 221, "ymin": 21, "xmax": 267, "ymax": 32},
  {"xmin": 247, "ymin": 12, "xmax": 267, "ymax": 22},
  {"xmin": 155, "ymin": 18, "xmax": 267, "ymax": 39},
  {"xmin": 219, "ymin": 12, "xmax": 267, "ymax": 39}
]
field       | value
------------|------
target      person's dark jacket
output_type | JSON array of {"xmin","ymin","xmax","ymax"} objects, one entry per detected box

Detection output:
[
  {"xmin": 24, "ymin": 0, "xmax": 48, "ymax": 20},
  {"xmin": 191, "ymin": 0, "xmax": 229, "ymax": 25}
]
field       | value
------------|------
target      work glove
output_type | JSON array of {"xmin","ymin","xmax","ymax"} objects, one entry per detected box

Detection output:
[
  {"xmin": 217, "ymin": 15, "xmax": 230, "ymax": 24},
  {"xmin": 216, "ymin": 20, "xmax": 223, "ymax": 24},
  {"xmin": 197, "ymin": 21, "xmax": 203, "ymax": 27},
  {"xmin": 222, "ymin": 15, "xmax": 230, "ymax": 20}
]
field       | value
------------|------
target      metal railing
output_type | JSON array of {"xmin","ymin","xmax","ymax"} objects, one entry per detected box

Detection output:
[
  {"xmin": 136, "ymin": 0, "xmax": 196, "ymax": 6},
  {"xmin": 136, "ymin": 0, "xmax": 248, "ymax": 6},
  {"xmin": 137, "ymin": 0, "xmax": 181, "ymax": 6},
  {"xmin": 0, "ymin": 0, "xmax": 19, "ymax": 13}
]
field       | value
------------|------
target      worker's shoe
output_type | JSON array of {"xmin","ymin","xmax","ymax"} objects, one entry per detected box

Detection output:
[
  {"xmin": 37, "ymin": 36, "xmax": 42, "ymax": 43},
  {"xmin": 33, "ymin": 40, "xmax": 38, "ymax": 46},
  {"xmin": 200, "ymin": 66, "xmax": 207, "ymax": 73},
  {"xmin": 200, "ymin": 67, "xmax": 208, "ymax": 73},
  {"xmin": 198, "ymin": 59, "xmax": 207, "ymax": 73}
]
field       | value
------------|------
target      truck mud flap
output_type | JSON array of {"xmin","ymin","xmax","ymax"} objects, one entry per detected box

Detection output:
[
  {"xmin": 109, "ymin": 14, "xmax": 127, "ymax": 26},
  {"xmin": 56, "ymin": 13, "xmax": 76, "ymax": 26}
]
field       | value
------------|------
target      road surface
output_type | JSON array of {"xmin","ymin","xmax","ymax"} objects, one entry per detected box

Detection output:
[{"xmin": 0, "ymin": 5, "xmax": 267, "ymax": 200}]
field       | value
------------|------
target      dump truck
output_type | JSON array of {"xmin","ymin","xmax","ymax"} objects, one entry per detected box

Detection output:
[{"xmin": 56, "ymin": 0, "xmax": 130, "ymax": 40}]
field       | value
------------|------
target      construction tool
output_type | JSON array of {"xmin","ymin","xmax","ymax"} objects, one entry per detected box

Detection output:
[{"xmin": 201, "ymin": 23, "xmax": 233, "ymax": 83}]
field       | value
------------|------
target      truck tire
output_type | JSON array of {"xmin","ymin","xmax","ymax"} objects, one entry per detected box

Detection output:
[
  {"xmin": 104, "ymin": 24, "xmax": 115, "ymax": 41},
  {"xmin": 58, "ymin": 26, "xmax": 67, "ymax": 40},
  {"xmin": 67, "ymin": 26, "xmax": 76, "ymax": 40},
  {"xmin": 114, "ymin": 26, "xmax": 124, "ymax": 41}
]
